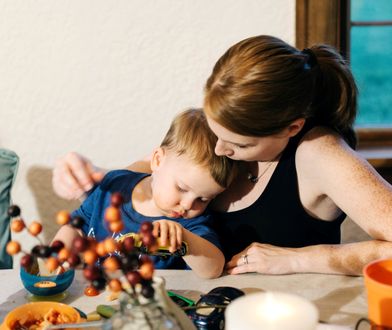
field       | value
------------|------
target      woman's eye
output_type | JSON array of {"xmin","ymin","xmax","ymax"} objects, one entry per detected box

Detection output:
[
  {"xmin": 198, "ymin": 198, "xmax": 210, "ymax": 203},
  {"xmin": 234, "ymin": 144, "xmax": 247, "ymax": 149}
]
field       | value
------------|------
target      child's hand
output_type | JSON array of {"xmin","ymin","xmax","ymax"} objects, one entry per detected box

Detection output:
[{"xmin": 152, "ymin": 220, "xmax": 183, "ymax": 253}]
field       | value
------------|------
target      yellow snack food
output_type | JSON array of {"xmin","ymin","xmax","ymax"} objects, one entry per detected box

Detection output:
[{"xmin": 2, "ymin": 302, "xmax": 80, "ymax": 330}]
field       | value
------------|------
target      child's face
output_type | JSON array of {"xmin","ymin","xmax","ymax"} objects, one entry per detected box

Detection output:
[{"xmin": 150, "ymin": 149, "xmax": 225, "ymax": 219}]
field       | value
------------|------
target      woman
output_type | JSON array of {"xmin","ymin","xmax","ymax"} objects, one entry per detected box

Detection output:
[{"xmin": 53, "ymin": 35, "xmax": 392, "ymax": 275}]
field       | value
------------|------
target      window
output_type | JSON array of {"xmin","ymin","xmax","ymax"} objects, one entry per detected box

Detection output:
[
  {"xmin": 350, "ymin": 1, "xmax": 392, "ymax": 126},
  {"xmin": 296, "ymin": 0, "xmax": 392, "ymax": 181},
  {"xmin": 296, "ymin": 0, "xmax": 392, "ymax": 128}
]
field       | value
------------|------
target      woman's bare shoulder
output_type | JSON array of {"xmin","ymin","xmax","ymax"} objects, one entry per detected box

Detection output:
[
  {"xmin": 295, "ymin": 126, "xmax": 358, "ymax": 167},
  {"xmin": 295, "ymin": 126, "xmax": 392, "ymax": 241},
  {"xmin": 299, "ymin": 126, "xmax": 349, "ymax": 151}
]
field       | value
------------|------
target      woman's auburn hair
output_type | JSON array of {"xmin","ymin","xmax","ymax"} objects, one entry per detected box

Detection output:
[
  {"xmin": 160, "ymin": 108, "xmax": 237, "ymax": 188},
  {"xmin": 204, "ymin": 35, "xmax": 358, "ymax": 148}
]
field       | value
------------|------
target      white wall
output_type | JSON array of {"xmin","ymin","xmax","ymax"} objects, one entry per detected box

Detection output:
[{"xmin": 0, "ymin": 0, "xmax": 295, "ymax": 263}]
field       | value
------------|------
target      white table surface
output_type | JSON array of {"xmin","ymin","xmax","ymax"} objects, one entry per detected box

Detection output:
[{"xmin": 0, "ymin": 269, "xmax": 368, "ymax": 329}]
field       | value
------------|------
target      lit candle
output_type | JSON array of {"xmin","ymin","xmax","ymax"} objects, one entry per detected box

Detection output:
[{"xmin": 225, "ymin": 291, "xmax": 319, "ymax": 330}]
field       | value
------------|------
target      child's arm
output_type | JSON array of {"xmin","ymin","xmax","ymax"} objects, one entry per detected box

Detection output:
[
  {"xmin": 51, "ymin": 224, "xmax": 83, "ymax": 250},
  {"xmin": 153, "ymin": 220, "xmax": 224, "ymax": 279},
  {"xmin": 181, "ymin": 229, "xmax": 225, "ymax": 279}
]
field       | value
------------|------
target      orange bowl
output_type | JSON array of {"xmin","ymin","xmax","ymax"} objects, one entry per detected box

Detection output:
[{"xmin": 1, "ymin": 301, "xmax": 80, "ymax": 330}]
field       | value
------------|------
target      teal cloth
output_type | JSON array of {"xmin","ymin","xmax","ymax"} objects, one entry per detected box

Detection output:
[{"xmin": 0, "ymin": 149, "xmax": 19, "ymax": 269}]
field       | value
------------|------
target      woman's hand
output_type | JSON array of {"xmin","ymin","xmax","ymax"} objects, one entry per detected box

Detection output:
[
  {"xmin": 225, "ymin": 242, "xmax": 299, "ymax": 275},
  {"xmin": 152, "ymin": 220, "xmax": 183, "ymax": 253},
  {"xmin": 52, "ymin": 152, "xmax": 106, "ymax": 200}
]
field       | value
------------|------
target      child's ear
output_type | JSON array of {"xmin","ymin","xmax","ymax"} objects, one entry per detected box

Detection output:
[
  {"xmin": 150, "ymin": 147, "xmax": 165, "ymax": 171},
  {"xmin": 286, "ymin": 118, "xmax": 306, "ymax": 137}
]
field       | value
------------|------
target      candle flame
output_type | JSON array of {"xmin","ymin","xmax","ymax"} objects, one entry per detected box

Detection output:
[{"xmin": 257, "ymin": 293, "xmax": 295, "ymax": 322}]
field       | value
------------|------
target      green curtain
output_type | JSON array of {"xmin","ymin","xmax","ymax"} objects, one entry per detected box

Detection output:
[{"xmin": 0, "ymin": 148, "xmax": 19, "ymax": 269}]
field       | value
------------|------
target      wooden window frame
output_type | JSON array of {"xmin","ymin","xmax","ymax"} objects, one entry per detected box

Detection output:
[
  {"xmin": 296, "ymin": 0, "xmax": 349, "ymax": 57},
  {"xmin": 296, "ymin": 0, "xmax": 392, "ymax": 180}
]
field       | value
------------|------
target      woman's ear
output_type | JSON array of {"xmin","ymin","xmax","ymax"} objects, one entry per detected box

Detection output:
[
  {"xmin": 150, "ymin": 147, "xmax": 165, "ymax": 171},
  {"xmin": 287, "ymin": 118, "xmax": 306, "ymax": 137}
]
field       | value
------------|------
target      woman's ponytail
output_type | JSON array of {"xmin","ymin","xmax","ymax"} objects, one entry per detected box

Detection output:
[{"xmin": 309, "ymin": 45, "xmax": 358, "ymax": 148}]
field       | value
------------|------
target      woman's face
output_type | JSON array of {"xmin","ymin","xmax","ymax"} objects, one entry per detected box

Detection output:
[{"xmin": 206, "ymin": 116, "xmax": 291, "ymax": 162}]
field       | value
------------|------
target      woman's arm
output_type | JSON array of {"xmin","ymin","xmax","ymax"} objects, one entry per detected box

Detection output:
[
  {"xmin": 52, "ymin": 152, "xmax": 152, "ymax": 200},
  {"xmin": 52, "ymin": 152, "xmax": 107, "ymax": 200},
  {"xmin": 295, "ymin": 128, "xmax": 392, "ymax": 274},
  {"xmin": 226, "ymin": 239, "xmax": 392, "ymax": 275},
  {"xmin": 297, "ymin": 127, "xmax": 392, "ymax": 242}
]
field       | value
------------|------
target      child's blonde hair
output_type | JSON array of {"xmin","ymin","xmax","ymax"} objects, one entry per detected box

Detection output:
[{"xmin": 160, "ymin": 108, "xmax": 237, "ymax": 188}]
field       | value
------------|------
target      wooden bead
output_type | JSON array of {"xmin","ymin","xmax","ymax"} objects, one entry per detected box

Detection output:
[
  {"xmin": 6, "ymin": 241, "xmax": 21, "ymax": 255},
  {"xmin": 11, "ymin": 218, "xmax": 25, "ymax": 232},
  {"xmin": 56, "ymin": 210, "xmax": 71, "ymax": 225},
  {"xmin": 28, "ymin": 221, "xmax": 42, "ymax": 236}
]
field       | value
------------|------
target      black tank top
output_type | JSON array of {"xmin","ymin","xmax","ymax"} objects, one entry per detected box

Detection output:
[{"xmin": 211, "ymin": 123, "xmax": 345, "ymax": 260}]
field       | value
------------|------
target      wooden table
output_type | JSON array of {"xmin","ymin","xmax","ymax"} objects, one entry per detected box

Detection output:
[{"xmin": 0, "ymin": 269, "xmax": 368, "ymax": 329}]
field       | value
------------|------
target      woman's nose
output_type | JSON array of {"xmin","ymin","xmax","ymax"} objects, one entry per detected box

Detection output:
[{"xmin": 215, "ymin": 139, "xmax": 233, "ymax": 157}]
